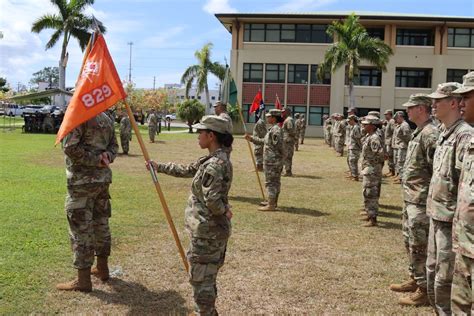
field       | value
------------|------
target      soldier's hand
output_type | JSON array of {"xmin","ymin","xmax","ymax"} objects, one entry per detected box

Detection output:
[
  {"xmin": 244, "ymin": 133, "xmax": 251, "ymax": 141},
  {"xmin": 99, "ymin": 152, "xmax": 110, "ymax": 167},
  {"xmin": 145, "ymin": 160, "xmax": 158, "ymax": 171}
]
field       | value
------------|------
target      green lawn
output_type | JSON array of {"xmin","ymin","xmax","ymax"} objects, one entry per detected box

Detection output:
[{"xmin": 0, "ymin": 129, "xmax": 432, "ymax": 314}]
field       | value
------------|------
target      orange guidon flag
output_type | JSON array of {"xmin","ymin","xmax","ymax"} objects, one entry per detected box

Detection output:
[{"xmin": 55, "ymin": 34, "xmax": 127, "ymax": 145}]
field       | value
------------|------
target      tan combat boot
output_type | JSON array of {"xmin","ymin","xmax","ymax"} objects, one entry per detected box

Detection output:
[
  {"xmin": 389, "ymin": 278, "xmax": 417, "ymax": 292},
  {"xmin": 260, "ymin": 201, "xmax": 268, "ymax": 206},
  {"xmin": 359, "ymin": 211, "xmax": 367, "ymax": 216},
  {"xmin": 91, "ymin": 256, "xmax": 109, "ymax": 281},
  {"xmin": 258, "ymin": 199, "xmax": 276, "ymax": 211},
  {"xmin": 56, "ymin": 268, "xmax": 92, "ymax": 292},
  {"xmin": 363, "ymin": 217, "xmax": 377, "ymax": 227},
  {"xmin": 399, "ymin": 287, "xmax": 429, "ymax": 306}
]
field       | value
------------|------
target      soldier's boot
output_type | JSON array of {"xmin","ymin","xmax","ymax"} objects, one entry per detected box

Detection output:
[
  {"xmin": 359, "ymin": 215, "xmax": 370, "ymax": 221},
  {"xmin": 260, "ymin": 201, "xmax": 268, "ymax": 206},
  {"xmin": 363, "ymin": 217, "xmax": 377, "ymax": 227},
  {"xmin": 393, "ymin": 177, "xmax": 402, "ymax": 184},
  {"xmin": 359, "ymin": 211, "xmax": 367, "ymax": 216},
  {"xmin": 258, "ymin": 199, "xmax": 276, "ymax": 211},
  {"xmin": 398, "ymin": 287, "xmax": 429, "ymax": 306},
  {"xmin": 351, "ymin": 176, "xmax": 359, "ymax": 181},
  {"xmin": 91, "ymin": 256, "xmax": 109, "ymax": 281},
  {"xmin": 389, "ymin": 278, "xmax": 417, "ymax": 292},
  {"xmin": 56, "ymin": 268, "xmax": 92, "ymax": 292}
]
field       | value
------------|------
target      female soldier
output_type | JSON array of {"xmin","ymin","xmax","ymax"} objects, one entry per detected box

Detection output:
[
  {"xmin": 245, "ymin": 109, "xmax": 284, "ymax": 211},
  {"xmin": 147, "ymin": 115, "xmax": 233, "ymax": 316}
]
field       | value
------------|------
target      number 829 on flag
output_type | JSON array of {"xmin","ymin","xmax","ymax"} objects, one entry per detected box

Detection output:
[{"xmin": 81, "ymin": 83, "xmax": 114, "ymax": 108}]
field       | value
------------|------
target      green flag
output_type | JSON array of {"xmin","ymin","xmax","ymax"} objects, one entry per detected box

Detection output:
[{"xmin": 221, "ymin": 66, "xmax": 238, "ymax": 107}]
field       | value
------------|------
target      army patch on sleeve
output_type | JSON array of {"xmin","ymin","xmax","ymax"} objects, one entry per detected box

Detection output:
[
  {"xmin": 272, "ymin": 133, "xmax": 279, "ymax": 144},
  {"xmin": 370, "ymin": 141, "xmax": 381, "ymax": 152},
  {"xmin": 202, "ymin": 172, "xmax": 215, "ymax": 188}
]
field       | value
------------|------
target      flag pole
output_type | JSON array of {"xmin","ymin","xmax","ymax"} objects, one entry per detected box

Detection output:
[
  {"xmin": 124, "ymin": 101, "xmax": 189, "ymax": 273},
  {"xmin": 236, "ymin": 102, "xmax": 266, "ymax": 201}
]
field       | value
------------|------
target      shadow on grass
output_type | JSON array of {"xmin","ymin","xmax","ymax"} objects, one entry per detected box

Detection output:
[
  {"xmin": 378, "ymin": 210, "xmax": 401, "ymax": 219},
  {"xmin": 276, "ymin": 206, "xmax": 328, "ymax": 218},
  {"xmin": 229, "ymin": 195, "xmax": 263, "ymax": 205},
  {"xmin": 117, "ymin": 153, "xmax": 143, "ymax": 157},
  {"xmin": 90, "ymin": 278, "xmax": 188, "ymax": 315},
  {"xmin": 291, "ymin": 174, "xmax": 322, "ymax": 180},
  {"xmin": 376, "ymin": 220, "xmax": 402, "ymax": 230},
  {"xmin": 380, "ymin": 204, "xmax": 403, "ymax": 212}
]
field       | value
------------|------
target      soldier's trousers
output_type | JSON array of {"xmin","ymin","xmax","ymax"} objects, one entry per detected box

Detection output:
[
  {"xmin": 451, "ymin": 253, "xmax": 474, "ymax": 315},
  {"xmin": 362, "ymin": 167, "xmax": 382, "ymax": 218},
  {"xmin": 324, "ymin": 130, "xmax": 331, "ymax": 145},
  {"xmin": 334, "ymin": 136, "xmax": 344, "ymax": 155},
  {"xmin": 120, "ymin": 133, "xmax": 130, "ymax": 154},
  {"xmin": 294, "ymin": 132, "xmax": 300, "ymax": 151},
  {"xmin": 283, "ymin": 141, "xmax": 295, "ymax": 175},
  {"xmin": 385, "ymin": 145, "xmax": 395, "ymax": 173},
  {"xmin": 188, "ymin": 237, "xmax": 228, "ymax": 316},
  {"xmin": 264, "ymin": 163, "xmax": 283, "ymax": 201},
  {"xmin": 300, "ymin": 130, "xmax": 305, "ymax": 144},
  {"xmin": 396, "ymin": 148, "xmax": 407, "ymax": 178},
  {"xmin": 348, "ymin": 149, "xmax": 360, "ymax": 177},
  {"xmin": 65, "ymin": 184, "xmax": 111, "ymax": 269},
  {"xmin": 402, "ymin": 203, "xmax": 430, "ymax": 288},
  {"xmin": 393, "ymin": 148, "xmax": 399, "ymax": 174},
  {"xmin": 254, "ymin": 145, "xmax": 264, "ymax": 168},
  {"xmin": 149, "ymin": 127, "xmax": 157, "ymax": 142},
  {"xmin": 426, "ymin": 218, "xmax": 455, "ymax": 315}
]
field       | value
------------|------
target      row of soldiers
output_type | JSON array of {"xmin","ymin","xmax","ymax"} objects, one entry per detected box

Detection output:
[{"xmin": 325, "ymin": 72, "xmax": 474, "ymax": 314}]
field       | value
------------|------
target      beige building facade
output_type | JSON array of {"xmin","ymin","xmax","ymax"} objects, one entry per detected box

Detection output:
[{"xmin": 216, "ymin": 12, "xmax": 474, "ymax": 137}]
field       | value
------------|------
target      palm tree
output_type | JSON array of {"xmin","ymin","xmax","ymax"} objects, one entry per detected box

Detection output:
[
  {"xmin": 31, "ymin": 0, "xmax": 106, "ymax": 106},
  {"xmin": 318, "ymin": 13, "xmax": 393, "ymax": 110},
  {"xmin": 181, "ymin": 42, "xmax": 225, "ymax": 111}
]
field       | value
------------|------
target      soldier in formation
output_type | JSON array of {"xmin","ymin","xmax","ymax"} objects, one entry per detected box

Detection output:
[
  {"xmin": 333, "ymin": 114, "xmax": 346, "ymax": 156},
  {"xmin": 346, "ymin": 115, "xmax": 362, "ymax": 181},
  {"xmin": 246, "ymin": 109, "xmax": 284, "ymax": 211},
  {"xmin": 119, "ymin": 113, "xmax": 132, "ymax": 155},
  {"xmin": 294, "ymin": 113, "xmax": 301, "ymax": 151},
  {"xmin": 323, "ymin": 114, "xmax": 332, "ymax": 145},
  {"xmin": 56, "ymin": 110, "xmax": 118, "ymax": 292},
  {"xmin": 392, "ymin": 111, "xmax": 412, "ymax": 184},
  {"xmin": 147, "ymin": 108, "xmax": 158, "ymax": 143},
  {"xmin": 383, "ymin": 110, "xmax": 396, "ymax": 177},
  {"xmin": 299, "ymin": 114, "xmax": 306, "ymax": 145},
  {"xmin": 281, "ymin": 107, "xmax": 296, "ymax": 176},
  {"xmin": 147, "ymin": 115, "xmax": 234, "ymax": 316},
  {"xmin": 252, "ymin": 111, "xmax": 267, "ymax": 172},
  {"xmin": 213, "ymin": 101, "xmax": 233, "ymax": 158}
]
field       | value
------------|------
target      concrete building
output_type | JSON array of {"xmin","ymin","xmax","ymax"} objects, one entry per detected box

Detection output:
[
  {"xmin": 216, "ymin": 12, "xmax": 474, "ymax": 136},
  {"xmin": 166, "ymin": 83, "xmax": 220, "ymax": 113}
]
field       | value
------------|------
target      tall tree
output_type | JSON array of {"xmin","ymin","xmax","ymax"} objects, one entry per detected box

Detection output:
[
  {"xmin": 181, "ymin": 42, "xmax": 225, "ymax": 111},
  {"xmin": 29, "ymin": 66, "xmax": 59, "ymax": 88},
  {"xmin": 0, "ymin": 77, "xmax": 9, "ymax": 93},
  {"xmin": 177, "ymin": 99, "xmax": 205, "ymax": 133},
  {"xmin": 31, "ymin": 0, "xmax": 106, "ymax": 106},
  {"xmin": 318, "ymin": 13, "xmax": 393, "ymax": 109}
]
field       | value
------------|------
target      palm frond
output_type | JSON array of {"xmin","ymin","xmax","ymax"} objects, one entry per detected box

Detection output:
[
  {"xmin": 184, "ymin": 79, "xmax": 194, "ymax": 99},
  {"xmin": 45, "ymin": 29, "xmax": 63, "ymax": 49},
  {"xmin": 31, "ymin": 14, "xmax": 63, "ymax": 33},
  {"xmin": 181, "ymin": 65, "xmax": 200, "ymax": 84},
  {"xmin": 69, "ymin": 27, "xmax": 91, "ymax": 51},
  {"xmin": 50, "ymin": 0, "xmax": 68, "ymax": 19},
  {"xmin": 209, "ymin": 62, "xmax": 226, "ymax": 81}
]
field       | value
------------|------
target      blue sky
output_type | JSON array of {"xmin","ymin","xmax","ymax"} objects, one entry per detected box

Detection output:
[{"xmin": 0, "ymin": 0, "xmax": 473, "ymax": 91}]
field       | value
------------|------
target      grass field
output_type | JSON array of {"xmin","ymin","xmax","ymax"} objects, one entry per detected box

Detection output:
[{"xmin": 0, "ymin": 128, "xmax": 433, "ymax": 314}]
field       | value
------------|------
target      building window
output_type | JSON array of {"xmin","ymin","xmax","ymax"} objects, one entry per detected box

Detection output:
[
  {"xmin": 448, "ymin": 28, "xmax": 474, "ymax": 48},
  {"xmin": 309, "ymin": 106, "xmax": 329, "ymax": 126},
  {"xmin": 349, "ymin": 67, "xmax": 382, "ymax": 86},
  {"xmin": 366, "ymin": 27, "xmax": 385, "ymax": 40},
  {"xmin": 243, "ymin": 23, "xmax": 332, "ymax": 43},
  {"xmin": 396, "ymin": 68, "xmax": 432, "ymax": 88},
  {"xmin": 191, "ymin": 96, "xmax": 195, "ymax": 99},
  {"xmin": 211, "ymin": 96, "xmax": 216, "ymax": 100},
  {"xmin": 244, "ymin": 24, "xmax": 264, "ymax": 42},
  {"xmin": 197, "ymin": 96, "xmax": 201, "ymax": 100},
  {"xmin": 296, "ymin": 24, "xmax": 311, "ymax": 42},
  {"xmin": 288, "ymin": 64, "xmax": 308, "ymax": 84},
  {"xmin": 242, "ymin": 104, "xmax": 256, "ymax": 123},
  {"xmin": 243, "ymin": 63, "xmax": 263, "ymax": 82},
  {"xmin": 311, "ymin": 25, "xmax": 332, "ymax": 43},
  {"xmin": 310, "ymin": 65, "xmax": 331, "ymax": 84},
  {"xmin": 396, "ymin": 28, "xmax": 434, "ymax": 46},
  {"xmin": 265, "ymin": 64, "xmax": 286, "ymax": 83},
  {"xmin": 447, "ymin": 69, "xmax": 469, "ymax": 83},
  {"xmin": 289, "ymin": 106, "xmax": 306, "ymax": 118}
]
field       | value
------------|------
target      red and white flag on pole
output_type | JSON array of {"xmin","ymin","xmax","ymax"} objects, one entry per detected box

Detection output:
[{"xmin": 275, "ymin": 94, "xmax": 282, "ymax": 110}]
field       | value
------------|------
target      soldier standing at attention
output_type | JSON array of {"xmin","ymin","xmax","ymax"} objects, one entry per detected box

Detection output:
[
  {"xmin": 119, "ymin": 113, "xmax": 132, "ymax": 155},
  {"xmin": 359, "ymin": 115, "xmax": 385, "ymax": 227},
  {"xmin": 56, "ymin": 111, "xmax": 118, "ymax": 292},
  {"xmin": 334, "ymin": 114, "xmax": 346, "ymax": 157},
  {"xmin": 346, "ymin": 115, "xmax": 362, "ymax": 181},
  {"xmin": 281, "ymin": 107, "xmax": 296, "ymax": 176},
  {"xmin": 213, "ymin": 100, "xmax": 233, "ymax": 159},
  {"xmin": 451, "ymin": 71, "xmax": 474, "ymax": 314},
  {"xmin": 425, "ymin": 82, "xmax": 471, "ymax": 315},
  {"xmin": 147, "ymin": 108, "xmax": 158, "ymax": 143},
  {"xmin": 252, "ymin": 111, "xmax": 267, "ymax": 172},
  {"xmin": 331, "ymin": 114, "xmax": 337, "ymax": 148},
  {"xmin": 299, "ymin": 114, "xmax": 306, "ymax": 145},
  {"xmin": 147, "ymin": 115, "xmax": 233, "ymax": 316},
  {"xmin": 245, "ymin": 109, "xmax": 284, "ymax": 211},
  {"xmin": 383, "ymin": 110, "xmax": 396, "ymax": 177},
  {"xmin": 323, "ymin": 115, "xmax": 331, "ymax": 145},
  {"xmin": 294, "ymin": 113, "xmax": 301, "ymax": 151},
  {"xmin": 392, "ymin": 111, "xmax": 412, "ymax": 184},
  {"xmin": 389, "ymin": 94, "xmax": 439, "ymax": 306}
]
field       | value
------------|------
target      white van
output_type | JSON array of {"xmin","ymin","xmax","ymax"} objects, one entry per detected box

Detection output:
[{"xmin": 4, "ymin": 104, "xmax": 24, "ymax": 117}]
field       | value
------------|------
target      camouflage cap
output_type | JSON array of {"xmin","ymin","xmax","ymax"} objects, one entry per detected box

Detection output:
[
  {"xmin": 384, "ymin": 110, "xmax": 393, "ymax": 115},
  {"xmin": 395, "ymin": 110, "xmax": 405, "ymax": 117},
  {"xmin": 347, "ymin": 108, "xmax": 356, "ymax": 114},
  {"xmin": 295, "ymin": 113, "xmax": 300, "ymax": 118},
  {"xmin": 402, "ymin": 93, "xmax": 432, "ymax": 107},
  {"xmin": 266, "ymin": 108, "xmax": 282, "ymax": 117},
  {"xmin": 213, "ymin": 100, "xmax": 226, "ymax": 107},
  {"xmin": 427, "ymin": 82, "xmax": 462, "ymax": 99},
  {"xmin": 348, "ymin": 114, "xmax": 358, "ymax": 121},
  {"xmin": 192, "ymin": 115, "xmax": 232, "ymax": 134},
  {"xmin": 361, "ymin": 115, "xmax": 380, "ymax": 125},
  {"xmin": 367, "ymin": 111, "xmax": 380, "ymax": 118},
  {"xmin": 453, "ymin": 71, "xmax": 474, "ymax": 94}
]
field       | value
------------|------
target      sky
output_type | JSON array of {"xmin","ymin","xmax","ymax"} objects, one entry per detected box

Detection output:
[{"xmin": 0, "ymin": 0, "xmax": 473, "ymax": 91}]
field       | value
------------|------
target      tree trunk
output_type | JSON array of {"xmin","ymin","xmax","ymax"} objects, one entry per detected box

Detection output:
[
  {"xmin": 58, "ymin": 33, "xmax": 68, "ymax": 107},
  {"xmin": 349, "ymin": 81, "xmax": 355, "ymax": 110},
  {"xmin": 205, "ymin": 85, "xmax": 210, "ymax": 114},
  {"xmin": 187, "ymin": 121, "xmax": 193, "ymax": 133}
]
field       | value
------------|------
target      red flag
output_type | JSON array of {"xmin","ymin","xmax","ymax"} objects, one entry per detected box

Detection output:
[
  {"xmin": 249, "ymin": 90, "xmax": 262, "ymax": 113},
  {"xmin": 275, "ymin": 94, "xmax": 282, "ymax": 110},
  {"xmin": 55, "ymin": 34, "xmax": 127, "ymax": 144}
]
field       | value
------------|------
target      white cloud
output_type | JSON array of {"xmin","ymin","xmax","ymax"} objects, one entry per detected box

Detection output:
[
  {"xmin": 140, "ymin": 26, "xmax": 186, "ymax": 49},
  {"xmin": 203, "ymin": 0, "xmax": 237, "ymax": 14},
  {"xmin": 276, "ymin": 0, "xmax": 338, "ymax": 12}
]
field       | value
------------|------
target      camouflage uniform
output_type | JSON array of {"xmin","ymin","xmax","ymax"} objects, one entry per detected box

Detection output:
[
  {"xmin": 361, "ymin": 121, "xmax": 385, "ymax": 219},
  {"xmin": 299, "ymin": 115, "xmax": 306, "ymax": 144},
  {"xmin": 62, "ymin": 112, "xmax": 118, "ymax": 269},
  {"xmin": 155, "ymin": 146, "xmax": 232, "ymax": 316},
  {"xmin": 250, "ymin": 123, "xmax": 284, "ymax": 205},
  {"xmin": 331, "ymin": 116, "xmax": 337, "ymax": 148},
  {"xmin": 426, "ymin": 119, "xmax": 473, "ymax": 314},
  {"xmin": 281, "ymin": 115, "xmax": 296, "ymax": 176},
  {"xmin": 253, "ymin": 117, "xmax": 267, "ymax": 170},
  {"xmin": 147, "ymin": 112, "xmax": 158, "ymax": 142},
  {"xmin": 119, "ymin": 115, "xmax": 132, "ymax": 154},
  {"xmin": 384, "ymin": 117, "xmax": 396, "ymax": 174},
  {"xmin": 334, "ymin": 118, "xmax": 346, "ymax": 156},
  {"xmin": 348, "ymin": 121, "xmax": 362, "ymax": 178},
  {"xmin": 218, "ymin": 111, "xmax": 233, "ymax": 159},
  {"xmin": 392, "ymin": 122, "xmax": 400, "ymax": 175},
  {"xmin": 294, "ymin": 114, "xmax": 302, "ymax": 151},
  {"xmin": 393, "ymin": 119, "xmax": 412, "ymax": 178},
  {"xmin": 324, "ymin": 117, "xmax": 332, "ymax": 145},
  {"xmin": 401, "ymin": 116, "xmax": 439, "ymax": 290}
]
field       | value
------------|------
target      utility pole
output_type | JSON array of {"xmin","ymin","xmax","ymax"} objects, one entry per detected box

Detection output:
[
  {"xmin": 153, "ymin": 76, "xmax": 156, "ymax": 90},
  {"xmin": 127, "ymin": 41, "xmax": 133, "ymax": 83}
]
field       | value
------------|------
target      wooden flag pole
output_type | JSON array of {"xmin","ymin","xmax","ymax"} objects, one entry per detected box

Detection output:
[
  {"xmin": 236, "ymin": 102, "xmax": 266, "ymax": 201},
  {"xmin": 124, "ymin": 102, "xmax": 189, "ymax": 273}
]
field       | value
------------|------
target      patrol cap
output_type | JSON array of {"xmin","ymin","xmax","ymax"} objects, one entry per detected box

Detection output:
[
  {"xmin": 283, "ymin": 107, "xmax": 292, "ymax": 114},
  {"xmin": 427, "ymin": 82, "xmax": 462, "ymax": 99},
  {"xmin": 361, "ymin": 115, "xmax": 381, "ymax": 125},
  {"xmin": 301, "ymin": 114, "xmax": 305, "ymax": 118},
  {"xmin": 192, "ymin": 115, "xmax": 232, "ymax": 134},
  {"xmin": 453, "ymin": 71, "xmax": 474, "ymax": 95},
  {"xmin": 347, "ymin": 108, "xmax": 356, "ymax": 114},
  {"xmin": 266, "ymin": 109, "xmax": 282, "ymax": 117},
  {"xmin": 384, "ymin": 110, "xmax": 393, "ymax": 115},
  {"xmin": 402, "ymin": 93, "xmax": 432, "ymax": 107},
  {"xmin": 213, "ymin": 100, "xmax": 226, "ymax": 107},
  {"xmin": 295, "ymin": 113, "xmax": 300, "ymax": 118},
  {"xmin": 348, "ymin": 114, "xmax": 358, "ymax": 121},
  {"xmin": 367, "ymin": 111, "xmax": 380, "ymax": 118},
  {"xmin": 395, "ymin": 111, "xmax": 405, "ymax": 118}
]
